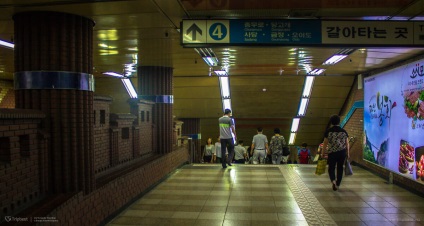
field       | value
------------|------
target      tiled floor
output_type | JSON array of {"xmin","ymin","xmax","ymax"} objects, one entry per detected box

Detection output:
[{"xmin": 107, "ymin": 164, "xmax": 424, "ymax": 226}]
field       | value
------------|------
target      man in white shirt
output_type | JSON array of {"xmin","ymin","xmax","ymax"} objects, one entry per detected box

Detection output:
[
  {"xmin": 251, "ymin": 127, "xmax": 268, "ymax": 164},
  {"xmin": 234, "ymin": 140, "xmax": 247, "ymax": 164}
]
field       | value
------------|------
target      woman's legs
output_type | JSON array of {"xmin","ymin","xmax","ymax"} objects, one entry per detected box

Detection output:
[
  {"xmin": 328, "ymin": 151, "xmax": 347, "ymax": 189},
  {"xmin": 328, "ymin": 152, "xmax": 337, "ymax": 183},
  {"xmin": 272, "ymin": 154, "xmax": 277, "ymax": 164},
  {"xmin": 203, "ymin": 155, "xmax": 212, "ymax": 163},
  {"xmin": 272, "ymin": 154, "xmax": 282, "ymax": 164},
  {"xmin": 336, "ymin": 151, "xmax": 346, "ymax": 187}
]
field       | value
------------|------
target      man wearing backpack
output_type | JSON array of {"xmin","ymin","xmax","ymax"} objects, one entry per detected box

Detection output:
[
  {"xmin": 297, "ymin": 143, "xmax": 311, "ymax": 164},
  {"xmin": 269, "ymin": 128, "xmax": 286, "ymax": 164}
]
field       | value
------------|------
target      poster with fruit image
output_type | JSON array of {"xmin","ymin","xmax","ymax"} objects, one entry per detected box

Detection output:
[{"xmin": 364, "ymin": 58, "xmax": 424, "ymax": 184}]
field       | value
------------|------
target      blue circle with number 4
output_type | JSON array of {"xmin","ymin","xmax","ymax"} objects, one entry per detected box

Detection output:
[{"xmin": 209, "ymin": 23, "xmax": 227, "ymax": 41}]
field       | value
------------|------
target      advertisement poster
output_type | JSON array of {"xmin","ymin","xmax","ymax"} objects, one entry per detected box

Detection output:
[{"xmin": 364, "ymin": 59, "xmax": 424, "ymax": 184}]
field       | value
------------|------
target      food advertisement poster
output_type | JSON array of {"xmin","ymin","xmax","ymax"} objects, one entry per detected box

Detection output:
[{"xmin": 364, "ymin": 59, "xmax": 424, "ymax": 184}]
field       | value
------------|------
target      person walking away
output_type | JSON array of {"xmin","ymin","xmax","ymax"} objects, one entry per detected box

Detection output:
[
  {"xmin": 234, "ymin": 140, "xmax": 247, "ymax": 164},
  {"xmin": 317, "ymin": 142, "xmax": 328, "ymax": 160},
  {"xmin": 219, "ymin": 109, "xmax": 237, "ymax": 169},
  {"xmin": 214, "ymin": 136, "xmax": 227, "ymax": 163},
  {"xmin": 322, "ymin": 115, "xmax": 350, "ymax": 191},
  {"xmin": 250, "ymin": 127, "xmax": 268, "ymax": 164},
  {"xmin": 269, "ymin": 128, "xmax": 286, "ymax": 164},
  {"xmin": 203, "ymin": 138, "xmax": 215, "ymax": 163},
  {"xmin": 297, "ymin": 143, "xmax": 311, "ymax": 164}
]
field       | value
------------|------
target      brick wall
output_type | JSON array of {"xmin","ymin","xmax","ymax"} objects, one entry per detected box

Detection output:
[
  {"xmin": 339, "ymin": 77, "xmax": 364, "ymax": 164},
  {"xmin": 0, "ymin": 109, "xmax": 47, "ymax": 219},
  {"xmin": 341, "ymin": 76, "xmax": 424, "ymax": 195},
  {"xmin": 0, "ymin": 80, "xmax": 15, "ymax": 108},
  {"xmin": 0, "ymin": 91, "xmax": 190, "ymax": 225},
  {"xmin": 130, "ymin": 99, "xmax": 154, "ymax": 156},
  {"xmin": 93, "ymin": 96, "xmax": 113, "ymax": 173},
  {"xmin": 110, "ymin": 113, "xmax": 137, "ymax": 163}
]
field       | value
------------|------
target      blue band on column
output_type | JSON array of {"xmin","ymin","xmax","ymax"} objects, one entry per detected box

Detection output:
[
  {"xmin": 183, "ymin": 134, "xmax": 201, "ymax": 140},
  {"xmin": 14, "ymin": 71, "xmax": 94, "ymax": 91},
  {"xmin": 140, "ymin": 95, "xmax": 174, "ymax": 104}
]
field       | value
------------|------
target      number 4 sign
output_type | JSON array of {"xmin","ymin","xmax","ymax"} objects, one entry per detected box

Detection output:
[{"xmin": 207, "ymin": 20, "xmax": 230, "ymax": 43}]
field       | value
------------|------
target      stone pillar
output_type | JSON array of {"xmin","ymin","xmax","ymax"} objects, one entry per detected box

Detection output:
[
  {"xmin": 180, "ymin": 118, "xmax": 201, "ymax": 163},
  {"xmin": 173, "ymin": 120, "xmax": 184, "ymax": 146},
  {"xmin": 13, "ymin": 11, "xmax": 95, "ymax": 194},
  {"xmin": 138, "ymin": 66, "xmax": 173, "ymax": 154}
]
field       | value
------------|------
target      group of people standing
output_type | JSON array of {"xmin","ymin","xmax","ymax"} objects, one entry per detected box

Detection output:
[
  {"xmin": 206, "ymin": 109, "xmax": 351, "ymax": 192},
  {"xmin": 203, "ymin": 109, "xmax": 290, "ymax": 167}
]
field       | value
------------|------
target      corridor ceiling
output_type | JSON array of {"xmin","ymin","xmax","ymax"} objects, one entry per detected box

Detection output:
[{"xmin": 1, "ymin": 0, "xmax": 424, "ymax": 145}]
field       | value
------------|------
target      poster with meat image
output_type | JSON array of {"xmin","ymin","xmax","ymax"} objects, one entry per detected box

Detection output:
[
  {"xmin": 402, "ymin": 63, "xmax": 424, "ymax": 124},
  {"xmin": 416, "ymin": 146, "xmax": 424, "ymax": 181},
  {"xmin": 399, "ymin": 140, "xmax": 414, "ymax": 178},
  {"xmin": 364, "ymin": 58, "xmax": 424, "ymax": 185}
]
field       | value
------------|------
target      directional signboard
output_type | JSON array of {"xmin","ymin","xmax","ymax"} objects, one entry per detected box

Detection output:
[
  {"xmin": 207, "ymin": 20, "xmax": 230, "ymax": 43},
  {"xmin": 183, "ymin": 20, "xmax": 230, "ymax": 44},
  {"xmin": 230, "ymin": 20, "xmax": 320, "ymax": 44},
  {"xmin": 182, "ymin": 20, "xmax": 206, "ymax": 44},
  {"xmin": 414, "ymin": 22, "xmax": 424, "ymax": 45},
  {"xmin": 181, "ymin": 19, "xmax": 424, "ymax": 47}
]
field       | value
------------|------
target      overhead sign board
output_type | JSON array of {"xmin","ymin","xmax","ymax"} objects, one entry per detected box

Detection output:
[
  {"xmin": 181, "ymin": 19, "xmax": 424, "ymax": 47},
  {"xmin": 182, "ymin": 20, "xmax": 206, "ymax": 44},
  {"xmin": 183, "ymin": 20, "xmax": 230, "ymax": 44},
  {"xmin": 322, "ymin": 21, "xmax": 414, "ymax": 45},
  {"xmin": 230, "ymin": 20, "xmax": 321, "ymax": 44}
]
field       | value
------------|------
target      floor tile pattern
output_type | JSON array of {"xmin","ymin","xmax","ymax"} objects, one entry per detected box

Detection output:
[
  {"xmin": 280, "ymin": 165, "xmax": 336, "ymax": 225},
  {"xmin": 107, "ymin": 164, "xmax": 424, "ymax": 226}
]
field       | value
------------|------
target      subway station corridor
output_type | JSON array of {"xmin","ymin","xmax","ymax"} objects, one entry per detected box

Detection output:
[{"xmin": 107, "ymin": 164, "xmax": 424, "ymax": 226}]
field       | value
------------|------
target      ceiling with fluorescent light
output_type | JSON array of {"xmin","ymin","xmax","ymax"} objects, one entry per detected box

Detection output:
[{"xmin": 1, "ymin": 0, "xmax": 424, "ymax": 146}]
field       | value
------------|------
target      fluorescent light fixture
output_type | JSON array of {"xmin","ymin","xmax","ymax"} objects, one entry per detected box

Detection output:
[
  {"xmin": 288, "ymin": 132, "xmax": 296, "ymax": 145},
  {"xmin": 223, "ymin": 98, "xmax": 232, "ymax": 111},
  {"xmin": 124, "ymin": 63, "xmax": 137, "ymax": 77},
  {"xmin": 297, "ymin": 98, "xmax": 309, "ymax": 116},
  {"xmin": 336, "ymin": 49, "xmax": 355, "ymax": 55},
  {"xmin": 214, "ymin": 70, "xmax": 228, "ymax": 76},
  {"xmin": 322, "ymin": 55, "xmax": 347, "ymax": 65},
  {"xmin": 203, "ymin": 57, "xmax": 218, "ymax": 66},
  {"xmin": 195, "ymin": 48, "xmax": 219, "ymax": 67},
  {"xmin": 291, "ymin": 118, "xmax": 300, "ymax": 132},
  {"xmin": 0, "ymin": 40, "xmax": 14, "ymax": 49},
  {"xmin": 121, "ymin": 78, "xmax": 138, "ymax": 98},
  {"xmin": 99, "ymin": 50, "xmax": 118, "ymax": 55},
  {"xmin": 103, "ymin": 72, "xmax": 124, "ymax": 78},
  {"xmin": 308, "ymin": 68, "xmax": 326, "ymax": 75},
  {"xmin": 219, "ymin": 76, "xmax": 230, "ymax": 98},
  {"xmin": 302, "ymin": 76, "xmax": 315, "ymax": 97},
  {"xmin": 125, "ymin": 64, "xmax": 136, "ymax": 71}
]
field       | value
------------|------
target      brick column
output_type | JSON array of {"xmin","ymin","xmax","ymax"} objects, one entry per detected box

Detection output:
[
  {"xmin": 180, "ymin": 118, "xmax": 201, "ymax": 163},
  {"xmin": 13, "ymin": 11, "xmax": 95, "ymax": 194},
  {"xmin": 138, "ymin": 66, "xmax": 173, "ymax": 154}
]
